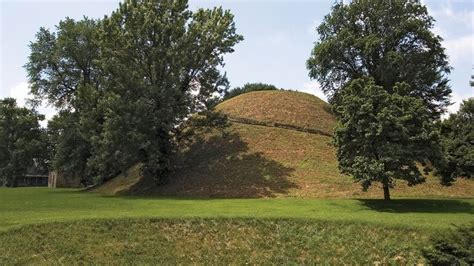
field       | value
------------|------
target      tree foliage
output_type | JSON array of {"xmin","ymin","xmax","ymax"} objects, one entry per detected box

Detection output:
[
  {"xmin": 26, "ymin": 17, "xmax": 101, "ymax": 184},
  {"xmin": 438, "ymin": 98, "xmax": 474, "ymax": 181},
  {"xmin": 334, "ymin": 78, "xmax": 441, "ymax": 200},
  {"xmin": 26, "ymin": 0, "xmax": 242, "ymax": 184},
  {"xmin": 223, "ymin": 83, "xmax": 279, "ymax": 101},
  {"xmin": 308, "ymin": 0, "xmax": 452, "ymax": 198},
  {"xmin": 0, "ymin": 98, "xmax": 47, "ymax": 187},
  {"xmin": 307, "ymin": 0, "xmax": 451, "ymax": 118},
  {"xmin": 47, "ymin": 111, "xmax": 92, "ymax": 186},
  {"xmin": 25, "ymin": 17, "xmax": 100, "ymax": 109}
]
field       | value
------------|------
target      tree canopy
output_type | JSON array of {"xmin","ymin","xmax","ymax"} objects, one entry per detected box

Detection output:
[
  {"xmin": 25, "ymin": 17, "xmax": 100, "ymax": 109},
  {"xmin": 26, "ymin": 0, "xmax": 243, "ymax": 184},
  {"xmin": 334, "ymin": 78, "xmax": 442, "ymax": 200},
  {"xmin": 307, "ymin": 0, "xmax": 451, "ymax": 118}
]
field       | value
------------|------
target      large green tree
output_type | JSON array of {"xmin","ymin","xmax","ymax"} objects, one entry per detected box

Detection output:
[
  {"xmin": 26, "ymin": 0, "xmax": 242, "ymax": 184},
  {"xmin": 438, "ymin": 98, "xmax": 474, "ymax": 181},
  {"xmin": 307, "ymin": 0, "xmax": 452, "ymax": 198},
  {"xmin": 334, "ymin": 78, "xmax": 441, "ymax": 200},
  {"xmin": 307, "ymin": 0, "xmax": 451, "ymax": 118},
  {"xmin": 0, "ymin": 98, "xmax": 47, "ymax": 187},
  {"xmin": 26, "ymin": 17, "xmax": 101, "ymax": 184},
  {"xmin": 26, "ymin": 17, "xmax": 101, "ymax": 109},
  {"xmin": 89, "ymin": 0, "xmax": 242, "ymax": 183}
]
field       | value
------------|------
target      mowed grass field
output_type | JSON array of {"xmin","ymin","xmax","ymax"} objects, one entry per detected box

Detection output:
[{"xmin": 1, "ymin": 188, "xmax": 473, "ymax": 263}]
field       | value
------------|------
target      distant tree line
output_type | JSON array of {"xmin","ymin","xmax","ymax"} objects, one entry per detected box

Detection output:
[
  {"xmin": 0, "ymin": 99, "xmax": 49, "ymax": 187},
  {"xmin": 222, "ymin": 83, "xmax": 279, "ymax": 101}
]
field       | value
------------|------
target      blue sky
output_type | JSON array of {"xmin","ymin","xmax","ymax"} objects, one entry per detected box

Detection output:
[{"xmin": 1, "ymin": 0, "xmax": 472, "ymax": 124}]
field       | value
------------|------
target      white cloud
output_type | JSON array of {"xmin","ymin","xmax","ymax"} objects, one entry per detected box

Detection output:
[
  {"xmin": 428, "ymin": 0, "xmax": 473, "ymax": 25},
  {"xmin": 300, "ymin": 81, "xmax": 327, "ymax": 102},
  {"xmin": 307, "ymin": 20, "xmax": 320, "ymax": 37},
  {"xmin": 424, "ymin": 1, "xmax": 473, "ymax": 64},
  {"xmin": 9, "ymin": 81, "xmax": 30, "ymax": 107},
  {"xmin": 443, "ymin": 34, "xmax": 474, "ymax": 64},
  {"xmin": 37, "ymin": 105, "xmax": 56, "ymax": 128},
  {"xmin": 446, "ymin": 91, "xmax": 463, "ymax": 115},
  {"xmin": 431, "ymin": 26, "xmax": 446, "ymax": 38},
  {"xmin": 442, "ymin": 7, "xmax": 473, "ymax": 26},
  {"xmin": 8, "ymin": 81, "xmax": 56, "ymax": 127},
  {"xmin": 443, "ymin": 91, "xmax": 474, "ymax": 119}
]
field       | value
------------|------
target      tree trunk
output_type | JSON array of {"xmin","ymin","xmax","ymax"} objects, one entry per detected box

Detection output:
[{"xmin": 382, "ymin": 181, "xmax": 391, "ymax": 200}]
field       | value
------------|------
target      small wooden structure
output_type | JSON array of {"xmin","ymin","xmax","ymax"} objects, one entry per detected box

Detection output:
[
  {"xmin": 14, "ymin": 174, "xmax": 48, "ymax": 187},
  {"xmin": 48, "ymin": 171, "xmax": 82, "ymax": 188},
  {"xmin": 11, "ymin": 163, "xmax": 49, "ymax": 187}
]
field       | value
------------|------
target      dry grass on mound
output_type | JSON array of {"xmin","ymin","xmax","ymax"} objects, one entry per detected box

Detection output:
[
  {"xmin": 92, "ymin": 90, "xmax": 473, "ymax": 199},
  {"xmin": 216, "ymin": 90, "xmax": 336, "ymax": 135},
  {"xmin": 91, "ymin": 164, "xmax": 142, "ymax": 195},
  {"xmin": 101, "ymin": 123, "xmax": 474, "ymax": 199}
]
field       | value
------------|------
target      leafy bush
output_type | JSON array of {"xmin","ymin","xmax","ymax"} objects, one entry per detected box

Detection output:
[
  {"xmin": 223, "ymin": 83, "xmax": 279, "ymax": 101},
  {"xmin": 423, "ymin": 223, "xmax": 474, "ymax": 265}
]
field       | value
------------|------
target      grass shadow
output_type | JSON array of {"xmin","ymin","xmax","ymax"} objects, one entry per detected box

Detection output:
[
  {"xmin": 126, "ymin": 129, "xmax": 297, "ymax": 198},
  {"xmin": 358, "ymin": 199, "xmax": 474, "ymax": 214}
]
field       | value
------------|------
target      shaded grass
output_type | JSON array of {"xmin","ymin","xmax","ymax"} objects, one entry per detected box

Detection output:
[
  {"xmin": 359, "ymin": 199, "xmax": 474, "ymax": 213},
  {"xmin": 0, "ymin": 188, "xmax": 472, "ymax": 232},
  {"xmin": 0, "ymin": 218, "xmax": 430, "ymax": 264}
]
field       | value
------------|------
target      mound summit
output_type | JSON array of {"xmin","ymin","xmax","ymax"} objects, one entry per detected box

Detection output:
[{"xmin": 94, "ymin": 90, "xmax": 474, "ymax": 198}]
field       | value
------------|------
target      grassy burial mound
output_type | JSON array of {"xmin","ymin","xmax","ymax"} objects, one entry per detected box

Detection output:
[
  {"xmin": 216, "ymin": 90, "xmax": 336, "ymax": 135},
  {"xmin": 94, "ymin": 90, "xmax": 474, "ymax": 198}
]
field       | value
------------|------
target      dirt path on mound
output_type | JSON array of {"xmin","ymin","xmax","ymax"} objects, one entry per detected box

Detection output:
[{"xmin": 228, "ymin": 116, "xmax": 333, "ymax": 137}]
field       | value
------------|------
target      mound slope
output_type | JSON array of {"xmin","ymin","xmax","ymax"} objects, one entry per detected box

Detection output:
[
  {"xmin": 216, "ymin": 90, "xmax": 336, "ymax": 135},
  {"xmin": 94, "ymin": 90, "xmax": 474, "ymax": 198}
]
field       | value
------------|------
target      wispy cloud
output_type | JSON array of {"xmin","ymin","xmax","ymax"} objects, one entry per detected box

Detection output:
[
  {"xmin": 9, "ymin": 81, "xmax": 56, "ymax": 127},
  {"xmin": 443, "ymin": 34, "xmax": 474, "ymax": 64},
  {"xmin": 9, "ymin": 81, "xmax": 30, "ymax": 107},
  {"xmin": 307, "ymin": 20, "xmax": 320, "ymax": 38},
  {"xmin": 444, "ymin": 91, "xmax": 466, "ymax": 118},
  {"xmin": 300, "ymin": 81, "xmax": 327, "ymax": 102}
]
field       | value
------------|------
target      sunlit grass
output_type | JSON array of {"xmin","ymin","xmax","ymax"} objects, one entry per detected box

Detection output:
[
  {"xmin": 0, "ymin": 218, "xmax": 431, "ymax": 264},
  {"xmin": 1, "ymin": 188, "xmax": 472, "ymax": 232}
]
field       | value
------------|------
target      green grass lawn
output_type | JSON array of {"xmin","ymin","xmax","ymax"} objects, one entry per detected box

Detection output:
[
  {"xmin": 0, "ymin": 187, "xmax": 472, "ymax": 264},
  {"xmin": 1, "ymin": 187, "xmax": 472, "ymax": 231},
  {"xmin": 1, "ymin": 218, "xmax": 433, "ymax": 264}
]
